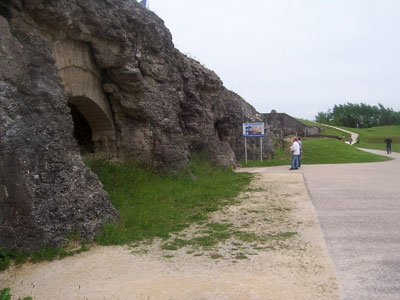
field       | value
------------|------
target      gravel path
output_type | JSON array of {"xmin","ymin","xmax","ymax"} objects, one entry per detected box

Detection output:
[
  {"xmin": 319, "ymin": 124, "xmax": 359, "ymax": 144},
  {"xmin": 240, "ymin": 149, "xmax": 400, "ymax": 300},
  {"xmin": 0, "ymin": 173, "xmax": 340, "ymax": 300}
]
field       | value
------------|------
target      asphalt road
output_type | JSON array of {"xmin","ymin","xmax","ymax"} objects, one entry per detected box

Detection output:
[{"xmin": 239, "ymin": 149, "xmax": 400, "ymax": 300}]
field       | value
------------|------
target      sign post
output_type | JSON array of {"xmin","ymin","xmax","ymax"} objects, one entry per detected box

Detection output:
[
  {"xmin": 245, "ymin": 137, "xmax": 247, "ymax": 164},
  {"xmin": 242, "ymin": 123, "xmax": 265, "ymax": 164}
]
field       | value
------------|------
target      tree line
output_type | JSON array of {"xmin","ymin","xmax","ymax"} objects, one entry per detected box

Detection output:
[{"xmin": 315, "ymin": 103, "xmax": 400, "ymax": 128}]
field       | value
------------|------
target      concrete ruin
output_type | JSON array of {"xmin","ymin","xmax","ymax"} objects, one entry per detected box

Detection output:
[
  {"xmin": 0, "ymin": 0, "xmax": 274, "ymax": 250},
  {"xmin": 264, "ymin": 110, "xmax": 320, "ymax": 139},
  {"xmin": 51, "ymin": 39, "xmax": 116, "ymax": 153}
]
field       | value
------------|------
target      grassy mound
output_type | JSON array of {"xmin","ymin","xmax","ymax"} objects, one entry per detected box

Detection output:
[
  {"xmin": 341, "ymin": 125, "xmax": 400, "ymax": 153},
  {"xmin": 86, "ymin": 155, "xmax": 252, "ymax": 245},
  {"xmin": 241, "ymin": 138, "xmax": 391, "ymax": 167}
]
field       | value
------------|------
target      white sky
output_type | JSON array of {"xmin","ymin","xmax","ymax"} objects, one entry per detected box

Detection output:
[{"xmin": 149, "ymin": 0, "xmax": 400, "ymax": 120}]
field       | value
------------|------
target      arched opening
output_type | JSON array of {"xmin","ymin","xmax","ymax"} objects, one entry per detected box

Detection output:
[
  {"xmin": 68, "ymin": 96, "xmax": 115, "ymax": 154},
  {"xmin": 214, "ymin": 120, "xmax": 230, "ymax": 142},
  {"xmin": 69, "ymin": 103, "xmax": 94, "ymax": 153}
]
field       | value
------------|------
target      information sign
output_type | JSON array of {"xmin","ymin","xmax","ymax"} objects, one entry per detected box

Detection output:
[{"xmin": 242, "ymin": 123, "xmax": 264, "ymax": 137}]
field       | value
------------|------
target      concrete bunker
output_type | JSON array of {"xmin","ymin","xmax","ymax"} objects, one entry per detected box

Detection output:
[{"xmin": 51, "ymin": 39, "xmax": 116, "ymax": 153}]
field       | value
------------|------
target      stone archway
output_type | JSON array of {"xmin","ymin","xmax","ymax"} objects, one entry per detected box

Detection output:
[
  {"xmin": 68, "ymin": 95, "xmax": 115, "ymax": 152},
  {"xmin": 68, "ymin": 102, "xmax": 94, "ymax": 153},
  {"xmin": 50, "ymin": 39, "xmax": 116, "ymax": 152}
]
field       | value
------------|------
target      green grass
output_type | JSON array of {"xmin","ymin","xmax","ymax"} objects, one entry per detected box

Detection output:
[
  {"xmin": 86, "ymin": 154, "xmax": 252, "ymax": 245},
  {"xmin": 0, "ymin": 242, "xmax": 90, "ymax": 272},
  {"xmin": 240, "ymin": 138, "xmax": 391, "ymax": 167},
  {"xmin": 296, "ymin": 118, "xmax": 351, "ymax": 139},
  {"xmin": 319, "ymin": 126, "xmax": 351, "ymax": 139},
  {"xmin": 340, "ymin": 125, "xmax": 400, "ymax": 153},
  {"xmin": 0, "ymin": 288, "xmax": 32, "ymax": 300},
  {"xmin": 296, "ymin": 118, "xmax": 320, "ymax": 126},
  {"xmin": 0, "ymin": 155, "xmax": 251, "ymax": 270}
]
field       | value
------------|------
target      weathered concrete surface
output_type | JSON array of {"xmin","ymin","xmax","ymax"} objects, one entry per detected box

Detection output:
[
  {"xmin": 264, "ymin": 110, "xmax": 320, "ymax": 138},
  {"xmin": 52, "ymin": 39, "xmax": 116, "ymax": 146},
  {"xmin": 0, "ymin": 0, "xmax": 273, "ymax": 249},
  {"xmin": 1, "ymin": 0, "xmax": 274, "ymax": 169},
  {"xmin": 0, "ymin": 15, "xmax": 118, "ymax": 250},
  {"xmin": 238, "ymin": 149, "xmax": 400, "ymax": 300}
]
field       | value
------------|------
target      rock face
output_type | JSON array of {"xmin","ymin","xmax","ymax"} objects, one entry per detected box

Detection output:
[
  {"xmin": 0, "ymin": 15, "xmax": 118, "ymax": 250},
  {"xmin": 0, "ymin": 0, "xmax": 273, "ymax": 249}
]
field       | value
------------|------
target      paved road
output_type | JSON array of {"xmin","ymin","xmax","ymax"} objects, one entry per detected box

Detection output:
[{"xmin": 239, "ymin": 149, "xmax": 400, "ymax": 300}]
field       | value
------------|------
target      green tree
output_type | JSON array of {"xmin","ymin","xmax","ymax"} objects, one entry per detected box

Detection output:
[{"xmin": 315, "ymin": 103, "xmax": 400, "ymax": 128}]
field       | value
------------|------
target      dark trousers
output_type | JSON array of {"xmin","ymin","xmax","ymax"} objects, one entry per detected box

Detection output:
[{"xmin": 387, "ymin": 144, "xmax": 392, "ymax": 154}]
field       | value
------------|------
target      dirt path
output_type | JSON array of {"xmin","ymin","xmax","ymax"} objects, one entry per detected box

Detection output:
[
  {"xmin": 238, "ymin": 150, "xmax": 400, "ymax": 299},
  {"xmin": 1, "ymin": 173, "xmax": 340, "ymax": 300},
  {"xmin": 320, "ymin": 124, "xmax": 359, "ymax": 144}
]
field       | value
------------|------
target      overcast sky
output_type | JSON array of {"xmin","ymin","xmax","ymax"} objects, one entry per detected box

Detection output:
[{"xmin": 149, "ymin": 0, "xmax": 400, "ymax": 120}]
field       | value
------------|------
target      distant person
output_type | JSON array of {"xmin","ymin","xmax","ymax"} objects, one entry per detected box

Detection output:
[
  {"xmin": 384, "ymin": 136, "xmax": 392, "ymax": 154},
  {"xmin": 289, "ymin": 137, "xmax": 300, "ymax": 170},
  {"xmin": 349, "ymin": 137, "xmax": 353, "ymax": 145},
  {"xmin": 297, "ymin": 137, "xmax": 302, "ymax": 168}
]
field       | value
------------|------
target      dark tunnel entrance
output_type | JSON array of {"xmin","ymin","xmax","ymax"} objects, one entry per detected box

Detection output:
[{"xmin": 68, "ymin": 103, "xmax": 94, "ymax": 154}]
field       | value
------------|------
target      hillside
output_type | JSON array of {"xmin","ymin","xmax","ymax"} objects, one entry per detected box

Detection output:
[{"xmin": 0, "ymin": 0, "xmax": 272, "ymax": 249}]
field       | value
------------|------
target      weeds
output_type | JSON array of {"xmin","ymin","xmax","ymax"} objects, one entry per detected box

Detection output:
[
  {"xmin": 0, "ymin": 288, "xmax": 32, "ymax": 300},
  {"xmin": 86, "ymin": 154, "xmax": 252, "ymax": 245},
  {"xmin": 0, "ymin": 242, "xmax": 89, "ymax": 271},
  {"xmin": 0, "ymin": 249, "xmax": 26, "ymax": 271},
  {"xmin": 235, "ymin": 253, "xmax": 248, "ymax": 260}
]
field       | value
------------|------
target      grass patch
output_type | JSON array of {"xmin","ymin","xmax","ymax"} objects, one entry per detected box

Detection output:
[
  {"xmin": 296, "ymin": 118, "xmax": 320, "ymax": 127},
  {"xmin": 87, "ymin": 154, "xmax": 252, "ymax": 245},
  {"xmin": 302, "ymin": 139, "xmax": 391, "ymax": 164},
  {"xmin": 340, "ymin": 125, "xmax": 400, "ymax": 153},
  {"xmin": 235, "ymin": 253, "xmax": 248, "ymax": 260},
  {"xmin": 297, "ymin": 119, "xmax": 351, "ymax": 138},
  {"xmin": 0, "ymin": 249, "xmax": 26, "ymax": 271},
  {"xmin": 191, "ymin": 231, "xmax": 232, "ymax": 248},
  {"xmin": 210, "ymin": 253, "xmax": 223, "ymax": 259},
  {"xmin": 0, "ymin": 239, "xmax": 90, "ymax": 271},
  {"xmin": 0, "ymin": 288, "xmax": 32, "ymax": 300},
  {"xmin": 320, "ymin": 126, "xmax": 351, "ymax": 139},
  {"xmin": 240, "ymin": 138, "xmax": 391, "ymax": 167},
  {"xmin": 233, "ymin": 231, "xmax": 262, "ymax": 243},
  {"xmin": 273, "ymin": 232, "xmax": 298, "ymax": 239}
]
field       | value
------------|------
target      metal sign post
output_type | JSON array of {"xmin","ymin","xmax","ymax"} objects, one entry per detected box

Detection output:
[
  {"xmin": 260, "ymin": 137, "xmax": 263, "ymax": 162},
  {"xmin": 245, "ymin": 137, "xmax": 248, "ymax": 164}
]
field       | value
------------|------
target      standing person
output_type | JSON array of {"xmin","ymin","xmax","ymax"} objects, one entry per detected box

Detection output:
[
  {"xmin": 297, "ymin": 137, "xmax": 302, "ymax": 168},
  {"xmin": 289, "ymin": 137, "xmax": 300, "ymax": 170},
  {"xmin": 349, "ymin": 137, "xmax": 353, "ymax": 145},
  {"xmin": 384, "ymin": 136, "xmax": 392, "ymax": 154}
]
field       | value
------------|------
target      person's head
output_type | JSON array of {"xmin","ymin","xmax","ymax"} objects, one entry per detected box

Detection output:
[{"xmin": 298, "ymin": 137, "xmax": 302, "ymax": 141}]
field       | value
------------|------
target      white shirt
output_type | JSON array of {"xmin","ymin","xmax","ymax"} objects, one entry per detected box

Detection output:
[{"xmin": 290, "ymin": 141, "xmax": 300, "ymax": 155}]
